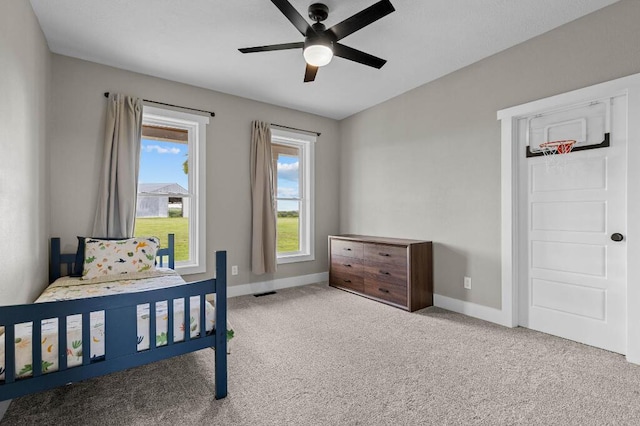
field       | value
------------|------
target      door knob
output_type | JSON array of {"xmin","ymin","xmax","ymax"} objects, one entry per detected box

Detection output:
[{"xmin": 611, "ymin": 233, "xmax": 624, "ymax": 242}]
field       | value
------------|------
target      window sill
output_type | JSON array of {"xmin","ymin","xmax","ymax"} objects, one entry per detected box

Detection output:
[
  {"xmin": 277, "ymin": 253, "xmax": 315, "ymax": 264},
  {"xmin": 175, "ymin": 263, "xmax": 206, "ymax": 275}
]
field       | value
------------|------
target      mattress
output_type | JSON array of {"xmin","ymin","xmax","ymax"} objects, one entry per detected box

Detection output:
[{"xmin": 0, "ymin": 269, "xmax": 218, "ymax": 380}]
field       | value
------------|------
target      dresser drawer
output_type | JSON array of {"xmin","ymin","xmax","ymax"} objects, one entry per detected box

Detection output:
[
  {"xmin": 364, "ymin": 243, "xmax": 407, "ymax": 285},
  {"xmin": 331, "ymin": 239, "xmax": 364, "ymax": 259},
  {"xmin": 331, "ymin": 254, "xmax": 363, "ymax": 275},
  {"xmin": 364, "ymin": 279, "xmax": 407, "ymax": 307},
  {"xmin": 363, "ymin": 263, "xmax": 407, "ymax": 287},
  {"xmin": 364, "ymin": 244, "xmax": 407, "ymax": 266},
  {"xmin": 330, "ymin": 270, "xmax": 364, "ymax": 293}
]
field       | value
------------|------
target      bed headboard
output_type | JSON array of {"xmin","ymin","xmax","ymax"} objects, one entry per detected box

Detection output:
[{"xmin": 49, "ymin": 234, "xmax": 176, "ymax": 283}]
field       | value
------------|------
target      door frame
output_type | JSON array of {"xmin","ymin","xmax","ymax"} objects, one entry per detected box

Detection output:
[{"xmin": 497, "ymin": 72, "xmax": 640, "ymax": 364}]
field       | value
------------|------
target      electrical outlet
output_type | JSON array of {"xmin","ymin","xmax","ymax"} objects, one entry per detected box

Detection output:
[
  {"xmin": 231, "ymin": 265, "xmax": 238, "ymax": 276},
  {"xmin": 464, "ymin": 276, "xmax": 472, "ymax": 290}
]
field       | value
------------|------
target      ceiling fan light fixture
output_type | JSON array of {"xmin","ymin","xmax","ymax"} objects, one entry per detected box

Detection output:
[{"xmin": 303, "ymin": 43, "xmax": 333, "ymax": 67}]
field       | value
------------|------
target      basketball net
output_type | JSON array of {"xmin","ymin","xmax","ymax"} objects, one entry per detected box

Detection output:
[{"xmin": 539, "ymin": 140, "xmax": 576, "ymax": 171}]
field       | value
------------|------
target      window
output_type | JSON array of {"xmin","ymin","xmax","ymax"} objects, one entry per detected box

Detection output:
[
  {"xmin": 135, "ymin": 106, "xmax": 209, "ymax": 274},
  {"xmin": 271, "ymin": 128, "xmax": 315, "ymax": 263}
]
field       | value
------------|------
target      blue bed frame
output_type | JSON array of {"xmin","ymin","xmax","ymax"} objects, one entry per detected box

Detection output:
[{"xmin": 0, "ymin": 234, "xmax": 227, "ymax": 401}]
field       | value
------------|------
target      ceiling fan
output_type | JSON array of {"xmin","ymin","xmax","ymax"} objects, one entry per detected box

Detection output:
[{"xmin": 239, "ymin": 0, "xmax": 395, "ymax": 82}]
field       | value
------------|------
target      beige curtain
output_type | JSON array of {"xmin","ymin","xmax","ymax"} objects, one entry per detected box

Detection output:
[
  {"xmin": 250, "ymin": 120, "xmax": 277, "ymax": 274},
  {"xmin": 92, "ymin": 93, "xmax": 143, "ymax": 238}
]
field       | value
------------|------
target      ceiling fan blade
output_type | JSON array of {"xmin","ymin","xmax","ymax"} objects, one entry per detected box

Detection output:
[
  {"xmin": 333, "ymin": 43, "xmax": 387, "ymax": 69},
  {"xmin": 304, "ymin": 64, "xmax": 318, "ymax": 82},
  {"xmin": 271, "ymin": 0, "xmax": 313, "ymax": 36},
  {"xmin": 239, "ymin": 42, "xmax": 304, "ymax": 54},
  {"xmin": 327, "ymin": 0, "xmax": 395, "ymax": 41}
]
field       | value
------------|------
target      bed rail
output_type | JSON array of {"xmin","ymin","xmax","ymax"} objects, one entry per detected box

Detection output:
[{"xmin": 0, "ymin": 250, "xmax": 227, "ymax": 401}]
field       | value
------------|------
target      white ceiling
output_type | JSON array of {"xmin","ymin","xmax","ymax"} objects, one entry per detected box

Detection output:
[{"xmin": 30, "ymin": 0, "xmax": 619, "ymax": 120}]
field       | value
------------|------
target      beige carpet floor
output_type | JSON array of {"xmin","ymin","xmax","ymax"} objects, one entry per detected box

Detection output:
[{"xmin": 3, "ymin": 283, "xmax": 640, "ymax": 425}]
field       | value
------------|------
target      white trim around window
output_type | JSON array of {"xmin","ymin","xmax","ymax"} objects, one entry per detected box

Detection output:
[
  {"xmin": 142, "ymin": 105, "xmax": 209, "ymax": 275},
  {"xmin": 271, "ymin": 128, "xmax": 316, "ymax": 264}
]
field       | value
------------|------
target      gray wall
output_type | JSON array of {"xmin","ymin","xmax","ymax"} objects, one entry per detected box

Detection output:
[
  {"xmin": 0, "ymin": 1, "xmax": 51, "ymax": 305},
  {"xmin": 48, "ymin": 55, "xmax": 340, "ymax": 287},
  {"xmin": 3, "ymin": 0, "xmax": 638, "ymax": 311},
  {"xmin": 339, "ymin": 0, "xmax": 640, "ymax": 309}
]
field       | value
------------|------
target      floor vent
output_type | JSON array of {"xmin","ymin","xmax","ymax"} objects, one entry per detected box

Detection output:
[{"xmin": 254, "ymin": 291, "xmax": 277, "ymax": 297}]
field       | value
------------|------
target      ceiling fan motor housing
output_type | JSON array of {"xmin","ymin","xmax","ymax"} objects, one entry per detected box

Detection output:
[
  {"xmin": 304, "ymin": 36, "xmax": 333, "ymax": 54},
  {"xmin": 305, "ymin": 22, "xmax": 335, "ymax": 45}
]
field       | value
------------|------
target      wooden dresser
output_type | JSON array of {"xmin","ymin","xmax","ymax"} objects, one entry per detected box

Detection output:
[{"xmin": 329, "ymin": 235, "xmax": 433, "ymax": 312}]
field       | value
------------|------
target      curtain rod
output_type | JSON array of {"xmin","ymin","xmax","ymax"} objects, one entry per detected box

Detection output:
[
  {"xmin": 271, "ymin": 123, "xmax": 321, "ymax": 137},
  {"xmin": 103, "ymin": 92, "xmax": 215, "ymax": 117}
]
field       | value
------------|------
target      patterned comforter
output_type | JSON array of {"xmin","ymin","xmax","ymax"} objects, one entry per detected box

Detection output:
[{"xmin": 0, "ymin": 269, "xmax": 226, "ymax": 380}]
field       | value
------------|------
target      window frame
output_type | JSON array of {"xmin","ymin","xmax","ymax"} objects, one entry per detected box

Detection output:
[
  {"xmin": 271, "ymin": 128, "xmax": 316, "ymax": 264},
  {"xmin": 140, "ymin": 105, "xmax": 209, "ymax": 275}
]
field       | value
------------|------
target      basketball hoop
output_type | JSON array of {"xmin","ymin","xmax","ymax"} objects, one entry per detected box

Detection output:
[{"xmin": 539, "ymin": 139, "xmax": 576, "ymax": 170}]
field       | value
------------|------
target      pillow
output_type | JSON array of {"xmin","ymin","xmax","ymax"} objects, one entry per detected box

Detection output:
[
  {"xmin": 81, "ymin": 236, "xmax": 160, "ymax": 280},
  {"xmin": 72, "ymin": 236, "xmax": 122, "ymax": 277}
]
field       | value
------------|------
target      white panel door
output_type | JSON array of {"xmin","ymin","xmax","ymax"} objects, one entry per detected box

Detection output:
[{"xmin": 519, "ymin": 96, "xmax": 627, "ymax": 354}]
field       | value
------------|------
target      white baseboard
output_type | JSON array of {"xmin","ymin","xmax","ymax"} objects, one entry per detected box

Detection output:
[
  {"xmin": 227, "ymin": 272, "xmax": 328, "ymax": 298},
  {"xmin": 625, "ymin": 354, "xmax": 640, "ymax": 366},
  {"xmin": 433, "ymin": 294, "xmax": 511, "ymax": 327},
  {"xmin": 0, "ymin": 400, "xmax": 10, "ymax": 422}
]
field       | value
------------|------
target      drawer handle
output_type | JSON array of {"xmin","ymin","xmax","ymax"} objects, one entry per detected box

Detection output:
[
  {"xmin": 378, "ymin": 288, "xmax": 390, "ymax": 293},
  {"xmin": 344, "ymin": 264, "xmax": 352, "ymax": 267},
  {"xmin": 379, "ymin": 252, "xmax": 390, "ymax": 257},
  {"xmin": 379, "ymin": 270, "xmax": 390, "ymax": 275},
  {"xmin": 343, "ymin": 279, "xmax": 352, "ymax": 283},
  {"xmin": 344, "ymin": 248, "xmax": 352, "ymax": 251}
]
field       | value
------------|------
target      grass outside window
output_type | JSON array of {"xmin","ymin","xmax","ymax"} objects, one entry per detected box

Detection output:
[
  {"xmin": 277, "ymin": 216, "xmax": 299, "ymax": 253},
  {"xmin": 135, "ymin": 216, "xmax": 300, "ymax": 262},
  {"xmin": 135, "ymin": 217, "xmax": 189, "ymax": 261}
]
